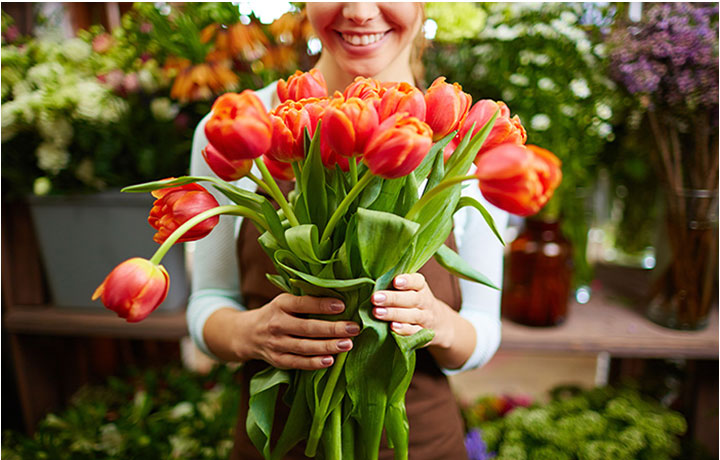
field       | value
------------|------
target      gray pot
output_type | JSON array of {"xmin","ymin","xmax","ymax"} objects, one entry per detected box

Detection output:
[{"xmin": 28, "ymin": 190, "xmax": 188, "ymax": 311}]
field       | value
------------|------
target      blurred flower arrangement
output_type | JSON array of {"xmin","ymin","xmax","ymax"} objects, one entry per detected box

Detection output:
[
  {"xmin": 1, "ymin": 3, "xmax": 315, "ymax": 198},
  {"xmin": 463, "ymin": 385, "xmax": 688, "ymax": 460},
  {"xmin": 425, "ymin": 3, "xmax": 631, "ymax": 286}
]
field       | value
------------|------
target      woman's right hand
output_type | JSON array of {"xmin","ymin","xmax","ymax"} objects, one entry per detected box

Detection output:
[{"xmin": 241, "ymin": 293, "xmax": 360, "ymax": 370}]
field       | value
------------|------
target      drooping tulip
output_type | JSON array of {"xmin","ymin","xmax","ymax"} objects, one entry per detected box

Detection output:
[
  {"xmin": 376, "ymin": 81, "xmax": 426, "ymax": 122},
  {"xmin": 267, "ymin": 99, "xmax": 312, "ymax": 163},
  {"xmin": 322, "ymin": 96, "xmax": 379, "ymax": 158},
  {"xmin": 204, "ymin": 90, "xmax": 273, "ymax": 161},
  {"xmin": 92, "ymin": 257, "xmax": 169, "ymax": 322},
  {"xmin": 277, "ymin": 69, "xmax": 328, "ymax": 102},
  {"xmin": 263, "ymin": 155, "xmax": 296, "ymax": 181},
  {"xmin": 148, "ymin": 183, "xmax": 220, "ymax": 244},
  {"xmin": 424, "ymin": 77, "xmax": 472, "ymax": 141},
  {"xmin": 475, "ymin": 143, "xmax": 562, "ymax": 216},
  {"xmin": 363, "ymin": 113, "xmax": 432, "ymax": 179},
  {"xmin": 202, "ymin": 143, "xmax": 253, "ymax": 181}
]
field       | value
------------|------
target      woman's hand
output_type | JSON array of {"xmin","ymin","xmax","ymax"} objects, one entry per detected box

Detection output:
[
  {"xmin": 241, "ymin": 293, "xmax": 360, "ymax": 371},
  {"xmin": 371, "ymin": 273, "xmax": 455, "ymax": 349}
]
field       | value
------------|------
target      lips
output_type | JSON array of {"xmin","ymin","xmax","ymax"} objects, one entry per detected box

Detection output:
[{"xmin": 338, "ymin": 31, "xmax": 389, "ymax": 46}]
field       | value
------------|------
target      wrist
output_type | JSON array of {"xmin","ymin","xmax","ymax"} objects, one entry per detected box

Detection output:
[
  {"xmin": 430, "ymin": 300, "xmax": 457, "ymax": 350},
  {"xmin": 230, "ymin": 308, "xmax": 261, "ymax": 362}
]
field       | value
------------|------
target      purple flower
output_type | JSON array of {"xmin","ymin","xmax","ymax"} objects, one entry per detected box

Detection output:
[{"xmin": 465, "ymin": 428, "xmax": 495, "ymax": 460}]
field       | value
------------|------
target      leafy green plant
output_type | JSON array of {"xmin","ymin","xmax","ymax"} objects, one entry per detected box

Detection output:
[{"xmin": 2, "ymin": 364, "xmax": 241, "ymax": 460}]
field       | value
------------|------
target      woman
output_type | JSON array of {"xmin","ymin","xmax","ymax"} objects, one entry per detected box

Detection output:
[{"xmin": 187, "ymin": 3, "xmax": 508, "ymax": 458}]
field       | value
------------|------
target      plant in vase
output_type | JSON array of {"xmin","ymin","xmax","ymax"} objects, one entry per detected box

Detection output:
[
  {"xmin": 606, "ymin": 3, "xmax": 719, "ymax": 330},
  {"xmin": 94, "ymin": 71, "xmax": 561, "ymax": 459}
]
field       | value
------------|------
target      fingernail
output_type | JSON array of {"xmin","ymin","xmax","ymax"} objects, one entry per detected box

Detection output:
[
  {"xmin": 346, "ymin": 323, "xmax": 360, "ymax": 334},
  {"xmin": 395, "ymin": 277, "xmax": 407, "ymax": 287},
  {"xmin": 321, "ymin": 356, "xmax": 333, "ymax": 366},
  {"xmin": 329, "ymin": 301, "xmax": 345, "ymax": 312},
  {"xmin": 372, "ymin": 293, "xmax": 386, "ymax": 304},
  {"xmin": 374, "ymin": 307, "xmax": 387, "ymax": 317},
  {"xmin": 392, "ymin": 322, "xmax": 403, "ymax": 330},
  {"xmin": 338, "ymin": 339, "xmax": 352, "ymax": 351}
]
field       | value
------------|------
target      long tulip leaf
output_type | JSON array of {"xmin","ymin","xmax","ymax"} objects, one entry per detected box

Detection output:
[
  {"xmin": 276, "ymin": 259, "xmax": 375, "ymax": 290},
  {"xmin": 285, "ymin": 224, "xmax": 333, "ymax": 264},
  {"xmin": 358, "ymin": 175, "xmax": 384, "ymax": 208},
  {"xmin": 301, "ymin": 124, "xmax": 328, "ymax": 231},
  {"xmin": 247, "ymin": 367, "xmax": 291, "ymax": 460},
  {"xmin": 367, "ymin": 177, "xmax": 406, "ymax": 212},
  {"xmin": 422, "ymin": 141, "xmax": 446, "ymax": 197},
  {"xmin": 266, "ymin": 274, "xmax": 292, "ymax": 293},
  {"xmin": 446, "ymin": 110, "xmax": 499, "ymax": 179},
  {"xmin": 412, "ymin": 131, "xmax": 455, "ymax": 183},
  {"xmin": 270, "ymin": 377, "xmax": 311, "ymax": 460},
  {"xmin": 456, "ymin": 196, "xmax": 505, "ymax": 245},
  {"xmin": 434, "ymin": 244, "xmax": 499, "ymax": 289},
  {"xmin": 356, "ymin": 208, "xmax": 420, "ymax": 279}
]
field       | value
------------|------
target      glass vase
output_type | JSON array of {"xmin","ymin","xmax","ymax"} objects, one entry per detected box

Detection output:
[
  {"xmin": 502, "ymin": 218, "xmax": 573, "ymax": 327},
  {"xmin": 646, "ymin": 188, "xmax": 718, "ymax": 330}
]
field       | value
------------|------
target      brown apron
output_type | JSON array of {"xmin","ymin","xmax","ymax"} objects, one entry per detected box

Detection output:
[{"xmin": 231, "ymin": 181, "xmax": 468, "ymax": 460}]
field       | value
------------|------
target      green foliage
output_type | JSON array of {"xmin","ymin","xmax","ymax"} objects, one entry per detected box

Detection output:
[{"xmin": 2, "ymin": 364, "xmax": 242, "ymax": 460}]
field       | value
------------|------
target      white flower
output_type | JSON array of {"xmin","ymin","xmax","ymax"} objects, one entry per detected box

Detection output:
[
  {"xmin": 538, "ymin": 78, "xmax": 557, "ymax": 91},
  {"xmin": 1, "ymin": 101, "xmax": 18, "ymax": 128},
  {"xmin": 12, "ymin": 80, "xmax": 34, "ymax": 98},
  {"xmin": 502, "ymin": 88, "xmax": 516, "ymax": 102},
  {"xmin": 36, "ymin": 141, "xmax": 70, "ymax": 174},
  {"xmin": 560, "ymin": 11, "xmax": 578, "ymax": 24},
  {"xmin": 530, "ymin": 113, "xmax": 551, "ymax": 131},
  {"xmin": 560, "ymin": 105, "xmax": 578, "ymax": 117},
  {"xmin": 595, "ymin": 103, "xmax": 613, "ymax": 120},
  {"xmin": 26, "ymin": 62, "xmax": 64, "ymax": 86},
  {"xmin": 570, "ymin": 78, "xmax": 591, "ymax": 99},
  {"xmin": 597, "ymin": 122, "xmax": 613, "ymax": 138},
  {"xmin": 494, "ymin": 24, "xmax": 521, "ymax": 41},
  {"xmin": 593, "ymin": 43, "xmax": 607, "ymax": 58},
  {"xmin": 150, "ymin": 98, "xmax": 179, "ymax": 121},
  {"xmin": 62, "ymin": 38, "xmax": 92, "ymax": 63},
  {"xmin": 137, "ymin": 68, "xmax": 158, "ymax": 93},
  {"xmin": 37, "ymin": 116, "xmax": 73, "ymax": 146},
  {"xmin": 509, "ymin": 73, "xmax": 529, "ymax": 87},
  {"xmin": 169, "ymin": 402, "xmax": 194, "ymax": 420},
  {"xmin": 33, "ymin": 177, "xmax": 52, "ymax": 196},
  {"xmin": 533, "ymin": 54, "xmax": 551, "ymax": 66}
]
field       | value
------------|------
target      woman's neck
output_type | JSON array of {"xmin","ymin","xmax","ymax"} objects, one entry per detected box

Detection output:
[{"xmin": 313, "ymin": 48, "xmax": 416, "ymax": 94}]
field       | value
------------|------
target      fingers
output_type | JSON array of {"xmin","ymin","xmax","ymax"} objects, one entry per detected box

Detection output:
[
  {"xmin": 276, "ymin": 293, "xmax": 345, "ymax": 315},
  {"xmin": 275, "ymin": 315, "xmax": 360, "ymax": 338},
  {"xmin": 393, "ymin": 273, "xmax": 426, "ymax": 291},
  {"xmin": 373, "ymin": 304, "xmax": 426, "ymax": 325},
  {"xmin": 271, "ymin": 353, "xmax": 337, "ymax": 371},
  {"xmin": 270, "ymin": 336, "xmax": 353, "ymax": 357},
  {"xmin": 390, "ymin": 322, "xmax": 424, "ymax": 336}
]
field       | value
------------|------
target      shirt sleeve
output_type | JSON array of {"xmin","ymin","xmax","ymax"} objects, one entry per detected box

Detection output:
[{"xmin": 443, "ymin": 169, "xmax": 508, "ymax": 375}]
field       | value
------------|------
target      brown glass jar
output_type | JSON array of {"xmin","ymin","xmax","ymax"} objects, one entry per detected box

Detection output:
[{"xmin": 502, "ymin": 218, "xmax": 573, "ymax": 327}]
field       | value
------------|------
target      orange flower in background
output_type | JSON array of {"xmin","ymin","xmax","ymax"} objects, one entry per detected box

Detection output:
[
  {"xmin": 264, "ymin": 154, "xmax": 296, "ymax": 181},
  {"xmin": 261, "ymin": 46, "xmax": 299, "ymax": 74},
  {"xmin": 148, "ymin": 183, "xmax": 221, "ymax": 244},
  {"xmin": 322, "ymin": 96, "xmax": 379, "ymax": 158},
  {"xmin": 205, "ymin": 90, "xmax": 273, "ymax": 160},
  {"xmin": 277, "ymin": 69, "xmax": 328, "ymax": 103},
  {"xmin": 204, "ymin": 22, "xmax": 268, "ymax": 61},
  {"xmin": 92, "ymin": 257, "xmax": 169, "ymax": 322},
  {"xmin": 363, "ymin": 113, "xmax": 432, "ymax": 179},
  {"xmin": 376, "ymin": 81, "xmax": 426, "ymax": 122},
  {"xmin": 343, "ymin": 76, "xmax": 384, "ymax": 101},
  {"xmin": 474, "ymin": 143, "xmax": 562, "ymax": 216},
  {"xmin": 268, "ymin": 100, "xmax": 313, "ymax": 163},
  {"xmin": 424, "ymin": 77, "xmax": 472, "ymax": 141},
  {"xmin": 202, "ymin": 143, "xmax": 253, "ymax": 181},
  {"xmin": 168, "ymin": 59, "xmax": 238, "ymax": 103}
]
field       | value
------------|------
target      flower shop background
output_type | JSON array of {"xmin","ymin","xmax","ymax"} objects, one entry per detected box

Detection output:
[{"xmin": 1, "ymin": 2, "xmax": 717, "ymax": 460}]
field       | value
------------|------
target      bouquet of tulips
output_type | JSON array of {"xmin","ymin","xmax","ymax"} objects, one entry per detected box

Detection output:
[{"xmin": 93, "ymin": 69, "xmax": 561, "ymax": 459}]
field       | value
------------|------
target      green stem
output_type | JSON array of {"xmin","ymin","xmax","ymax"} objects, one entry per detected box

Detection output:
[
  {"xmin": 305, "ymin": 351, "xmax": 349, "ymax": 456},
  {"xmin": 149, "ymin": 205, "xmax": 265, "ymax": 265},
  {"xmin": 254, "ymin": 158, "xmax": 299, "ymax": 227},
  {"xmin": 291, "ymin": 161, "xmax": 303, "ymax": 190},
  {"xmin": 405, "ymin": 174, "xmax": 477, "ymax": 222},
  {"xmin": 321, "ymin": 169, "xmax": 374, "ymax": 241},
  {"xmin": 246, "ymin": 172, "xmax": 272, "ymax": 196},
  {"xmin": 349, "ymin": 157, "xmax": 358, "ymax": 187}
]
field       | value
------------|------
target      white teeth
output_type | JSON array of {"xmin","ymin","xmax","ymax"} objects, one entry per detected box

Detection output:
[{"xmin": 341, "ymin": 32, "xmax": 385, "ymax": 46}]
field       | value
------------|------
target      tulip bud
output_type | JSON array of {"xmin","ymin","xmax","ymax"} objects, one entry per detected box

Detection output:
[
  {"xmin": 263, "ymin": 155, "xmax": 296, "ymax": 181},
  {"xmin": 343, "ymin": 76, "xmax": 383, "ymax": 101},
  {"xmin": 268, "ymin": 100, "xmax": 312, "ymax": 163},
  {"xmin": 202, "ymin": 143, "xmax": 253, "ymax": 181},
  {"xmin": 322, "ymin": 96, "xmax": 379, "ymax": 158},
  {"xmin": 376, "ymin": 82, "xmax": 426, "ymax": 122},
  {"xmin": 148, "ymin": 183, "xmax": 220, "ymax": 244},
  {"xmin": 475, "ymin": 143, "xmax": 562, "ymax": 216},
  {"xmin": 363, "ymin": 114, "xmax": 432, "ymax": 179},
  {"xmin": 92, "ymin": 257, "xmax": 169, "ymax": 322},
  {"xmin": 456, "ymin": 100, "xmax": 527, "ymax": 161},
  {"xmin": 277, "ymin": 69, "xmax": 328, "ymax": 102},
  {"xmin": 424, "ymin": 77, "xmax": 472, "ymax": 141},
  {"xmin": 205, "ymin": 90, "xmax": 273, "ymax": 160}
]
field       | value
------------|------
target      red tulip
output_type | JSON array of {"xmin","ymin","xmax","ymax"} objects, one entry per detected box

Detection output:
[
  {"xmin": 424, "ymin": 77, "xmax": 472, "ymax": 141},
  {"xmin": 322, "ymin": 96, "xmax": 379, "ymax": 158},
  {"xmin": 376, "ymin": 81, "xmax": 426, "ymax": 122},
  {"xmin": 268, "ymin": 100, "xmax": 312, "ymax": 163},
  {"xmin": 202, "ymin": 143, "xmax": 253, "ymax": 181},
  {"xmin": 475, "ymin": 143, "xmax": 562, "ymax": 216},
  {"xmin": 320, "ymin": 135, "xmax": 350, "ymax": 172},
  {"xmin": 148, "ymin": 183, "xmax": 220, "ymax": 244},
  {"xmin": 92, "ymin": 257, "xmax": 169, "ymax": 322},
  {"xmin": 277, "ymin": 69, "xmax": 328, "ymax": 102},
  {"xmin": 343, "ymin": 76, "xmax": 383, "ymax": 101},
  {"xmin": 297, "ymin": 97, "xmax": 329, "ymax": 137},
  {"xmin": 363, "ymin": 113, "xmax": 432, "ymax": 179},
  {"xmin": 204, "ymin": 90, "xmax": 273, "ymax": 161},
  {"xmin": 445, "ymin": 100, "xmax": 527, "ymax": 161},
  {"xmin": 263, "ymin": 155, "xmax": 296, "ymax": 181}
]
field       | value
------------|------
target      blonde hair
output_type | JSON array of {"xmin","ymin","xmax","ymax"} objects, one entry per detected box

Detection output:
[{"xmin": 410, "ymin": 5, "xmax": 428, "ymax": 89}]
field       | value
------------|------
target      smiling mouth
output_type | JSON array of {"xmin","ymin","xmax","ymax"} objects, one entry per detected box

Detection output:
[{"xmin": 338, "ymin": 31, "xmax": 389, "ymax": 46}]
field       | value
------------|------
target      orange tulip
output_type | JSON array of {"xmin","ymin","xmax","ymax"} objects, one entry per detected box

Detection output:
[
  {"xmin": 148, "ymin": 183, "xmax": 220, "ymax": 244},
  {"xmin": 343, "ymin": 76, "xmax": 384, "ymax": 101},
  {"xmin": 268, "ymin": 100, "xmax": 312, "ymax": 163},
  {"xmin": 205, "ymin": 90, "xmax": 273, "ymax": 161},
  {"xmin": 320, "ymin": 135, "xmax": 350, "ymax": 172},
  {"xmin": 376, "ymin": 81, "xmax": 426, "ymax": 122},
  {"xmin": 263, "ymin": 154, "xmax": 296, "ymax": 181},
  {"xmin": 298, "ymin": 97, "xmax": 329, "ymax": 137},
  {"xmin": 475, "ymin": 143, "xmax": 562, "ymax": 216},
  {"xmin": 424, "ymin": 77, "xmax": 472, "ymax": 141},
  {"xmin": 202, "ymin": 143, "xmax": 253, "ymax": 181},
  {"xmin": 277, "ymin": 69, "xmax": 328, "ymax": 103},
  {"xmin": 363, "ymin": 114, "xmax": 432, "ymax": 179},
  {"xmin": 322, "ymin": 96, "xmax": 379, "ymax": 158},
  {"xmin": 92, "ymin": 257, "xmax": 169, "ymax": 322}
]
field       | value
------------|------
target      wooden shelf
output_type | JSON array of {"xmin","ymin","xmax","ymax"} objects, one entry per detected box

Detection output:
[
  {"xmin": 4, "ymin": 305, "xmax": 187, "ymax": 340},
  {"xmin": 500, "ymin": 293, "xmax": 718, "ymax": 359}
]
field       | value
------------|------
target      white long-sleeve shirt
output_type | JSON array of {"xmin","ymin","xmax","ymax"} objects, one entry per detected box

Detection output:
[{"xmin": 186, "ymin": 81, "xmax": 508, "ymax": 374}]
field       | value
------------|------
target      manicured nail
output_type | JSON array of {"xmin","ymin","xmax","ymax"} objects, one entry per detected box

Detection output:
[
  {"xmin": 346, "ymin": 323, "xmax": 360, "ymax": 334},
  {"xmin": 392, "ymin": 322, "xmax": 403, "ymax": 330},
  {"xmin": 395, "ymin": 277, "xmax": 407, "ymax": 287},
  {"xmin": 338, "ymin": 339, "xmax": 352, "ymax": 351},
  {"xmin": 373, "ymin": 293, "xmax": 386, "ymax": 304},
  {"xmin": 374, "ymin": 307, "xmax": 387, "ymax": 317},
  {"xmin": 321, "ymin": 356, "xmax": 333, "ymax": 366},
  {"xmin": 329, "ymin": 301, "xmax": 345, "ymax": 312}
]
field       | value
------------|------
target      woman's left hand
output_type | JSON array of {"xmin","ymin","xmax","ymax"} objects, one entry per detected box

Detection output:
[{"xmin": 371, "ymin": 273, "xmax": 454, "ymax": 349}]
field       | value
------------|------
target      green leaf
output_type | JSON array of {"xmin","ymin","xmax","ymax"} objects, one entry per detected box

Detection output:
[
  {"xmin": 395, "ymin": 172, "xmax": 419, "ymax": 217},
  {"xmin": 275, "ymin": 258, "xmax": 375, "ymax": 291},
  {"xmin": 285, "ymin": 224, "xmax": 332, "ymax": 264},
  {"xmin": 121, "ymin": 176, "xmax": 200, "ymax": 192},
  {"xmin": 266, "ymin": 274, "xmax": 292, "ymax": 293},
  {"xmin": 358, "ymin": 175, "xmax": 383, "ymax": 208},
  {"xmin": 247, "ymin": 367, "xmax": 291, "ymax": 460},
  {"xmin": 367, "ymin": 177, "xmax": 406, "ymax": 212},
  {"xmin": 434, "ymin": 244, "xmax": 499, "ymax": 289},
  {"xmin": 413, "ymin": 131, "xmax": 455, "ymax": 183},
  {"xmin": 456, "ymin": 196, "xmax": 505, "ymax": 245},
  {"xmin": 356, "ymin": 208, "xmax": 420, "ymax": 279},
  {"xmin": 270, "ymin": 377, "xmax": 311, "ymax": 460},
  {"xmin": 422, "ymin": 141, "xmax": 446, "ymax": 196},
  {"xmin": 301, "ymin": 123, "xmax": 328, "ymax": 231}
]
